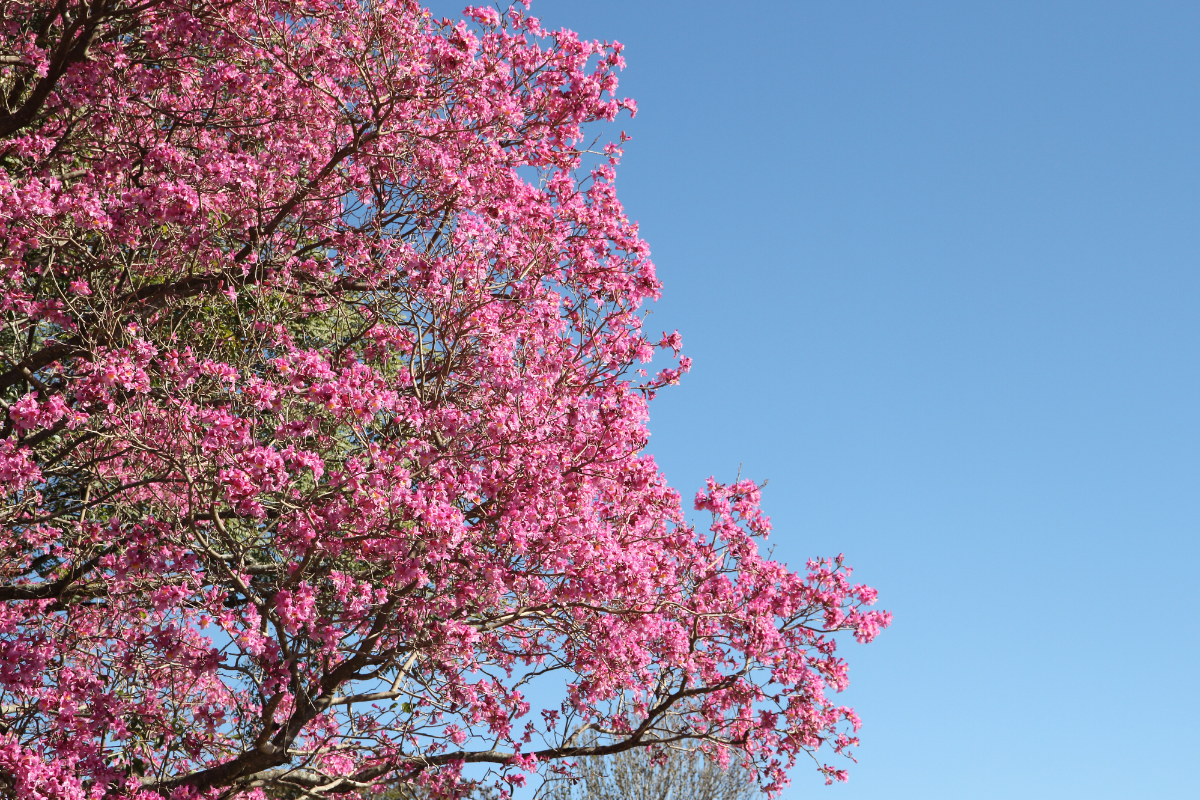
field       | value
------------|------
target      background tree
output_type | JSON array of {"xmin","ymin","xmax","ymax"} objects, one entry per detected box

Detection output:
[
  {"xmin": 0, "ymin": 0, "xmax": 889, "ymax": 798},
  {"xmin": 542, "ymin": 738, "xmax": 758, "ymax": 800}
]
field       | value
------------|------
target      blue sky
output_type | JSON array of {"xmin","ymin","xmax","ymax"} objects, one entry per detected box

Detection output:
[{"xmin": 439, "ymin": 2, "xmax": 1200, "ymax": 797}]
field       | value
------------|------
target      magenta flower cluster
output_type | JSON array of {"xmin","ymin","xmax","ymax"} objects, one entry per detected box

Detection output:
[{"xmin": 0, "ymin": 0, "xmax": 888, "ymax": 797}]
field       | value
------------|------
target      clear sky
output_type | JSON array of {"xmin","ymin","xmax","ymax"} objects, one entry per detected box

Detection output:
[{"xmin": 440, "ymin": 2, "xmax": 1200, "ymax": 797}]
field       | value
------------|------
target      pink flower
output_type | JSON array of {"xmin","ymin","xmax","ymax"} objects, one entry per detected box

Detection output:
[{"xmin": 0, "ymin": 0, "xmax": 885, "ymax": 793}]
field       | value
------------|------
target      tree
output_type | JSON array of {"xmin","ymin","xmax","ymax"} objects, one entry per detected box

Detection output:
[
  {"xmin": 542, "ymin": 738, "xmax": 758, "ymax": 800},
  {"xmin": 0, "ymin": 0, "xmax": 891, "ymax": 798}
]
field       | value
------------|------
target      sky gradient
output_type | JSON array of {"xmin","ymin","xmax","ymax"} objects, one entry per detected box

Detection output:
[{"xmin": 435, "ymin": 2, "xmax": 1200, "ymax": 797}]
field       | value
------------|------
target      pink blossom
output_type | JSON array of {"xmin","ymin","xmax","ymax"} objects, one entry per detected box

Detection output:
[{"xmin": 0, "ymin": 1, "xmax": 885, "ymax": 796}]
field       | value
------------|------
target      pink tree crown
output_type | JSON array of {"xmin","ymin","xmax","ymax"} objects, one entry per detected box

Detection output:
[{"xmin": 0, "ymin": 1, "xmax": 889, "ymax": 797}]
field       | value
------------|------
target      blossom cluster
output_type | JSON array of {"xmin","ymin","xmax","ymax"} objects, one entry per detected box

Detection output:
[{"xmin": 0, "ymin": 1, "xmax": 887, "ymax": 797}]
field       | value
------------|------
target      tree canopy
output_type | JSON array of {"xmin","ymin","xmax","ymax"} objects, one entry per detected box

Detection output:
[{"xmin": 0, "ymin": 1, "xmax": 889, "ymax": 797}]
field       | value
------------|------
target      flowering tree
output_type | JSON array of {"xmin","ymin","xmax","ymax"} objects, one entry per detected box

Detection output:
[{"xmin": 0, "ymin": 0, "xmax": 890, "ymax": 798}]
